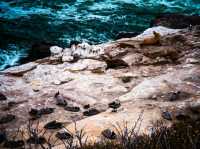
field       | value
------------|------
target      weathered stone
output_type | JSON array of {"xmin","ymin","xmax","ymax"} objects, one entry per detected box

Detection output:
[
  {"xmin": 1, "ymin": 62, "xmax": 37, "ymax": 76},
  {"xmin": 186, "ymin": 58, "xmax": 200, "ymax": 64},
  {"xmin": 152, "ymin": 13, "xmax": 200, "ymax": 29},
  {"xmin": 50, "ymin": 46, "xmax": 63, "ymax": 56}
]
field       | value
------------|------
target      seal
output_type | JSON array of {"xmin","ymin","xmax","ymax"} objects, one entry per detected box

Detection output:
[
  {"xmin": 0, "ymin": 92, "xmax": 7, "ymax": 101},
  {"xmin": 117, "ymin": 31, "xmax": 161, "ymax": 48},
  {"xmin": 141, "ymin": 31, "xmax": 161, "ymax": 45}
]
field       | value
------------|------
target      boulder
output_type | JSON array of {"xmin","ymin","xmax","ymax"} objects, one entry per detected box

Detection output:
[{"xmin": 50, "ymin": 46, "xmax": 63, "ymax": 56}]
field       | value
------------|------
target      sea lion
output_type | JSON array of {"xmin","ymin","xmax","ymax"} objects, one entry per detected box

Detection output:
[
  {"xmin": 108, "ymin": 100, "xmax": 121, "ymax": 112},
  {"xmin": 55, "ymin": 131, "xmax": 72, "ymax": 140},
  {"xmin": 64, "ymin": 106, "xmax": 80, "ymax": 112},
  {"xmin": 44, "ymin": 120, "xmax": 63, "ymax": 129},
  {"xmin": 83, "ymin": 108, "xmax": 100, "ymax": 116},
  {"xmin": 54, "ymin": 91, "xmax": 68, "ymax": 107},
  {"xmin": 101, "ymin": 129, "xmax": 116, "ymax": 140},
  {"xmin": 0, "ymin": 92, "xmax": 7, "ymax": 101},
  {"xmin": 117, "ymin": 31, "xmax": 161, "ymax": 48},
  {"xmin": 141, "ymin": 31, "xmax": 161, "ymax": 45}
]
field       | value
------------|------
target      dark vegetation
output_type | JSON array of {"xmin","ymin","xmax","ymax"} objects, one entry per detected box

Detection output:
[{"xmin": 1, "ymin": 117, "xmax": 200, "ymax": 149}]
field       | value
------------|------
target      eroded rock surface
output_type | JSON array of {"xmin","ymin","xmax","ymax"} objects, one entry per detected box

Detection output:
[{"xmin": 1, "ymin": 26, "xmax": 200, "ymax": 147}]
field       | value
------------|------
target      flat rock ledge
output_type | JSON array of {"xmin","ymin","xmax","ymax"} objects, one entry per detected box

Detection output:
[{"xmin": 1, "ymin": 26, "xmax": 200, "ymax": 147}]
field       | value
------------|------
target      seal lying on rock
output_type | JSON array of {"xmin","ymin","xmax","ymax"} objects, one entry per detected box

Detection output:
[
  {"xmin": 64, "ymin": 106, "xmax": 80, "ymax": 112},
  {"xmin": 1, "ymin": 100, "xmax": 28, "ymax": 111},
  {"xmin": 108, "ymin": 100, "xmax": 121, "ymax": 112},
  {"xmin": 29, "ymin": 108, "xmax": 54, "ymax": 119},
  {"xmin": 56, "ymin": 131, "xmax": 73, "ymax": 140},
  {"xmin": 101, "ymin": 129, "xmax": 116, "ymax": 140},
  {"xmin": 0, "ymin": 114, "xmax": 15, "ymax": 124},
  {"xmin": 101, "ymin": 55, "xmax": 129, "ymax": 69},
  {"xmin": 0, "ymin": 131, "xmax": 6, "ymax": 144},
  {"xmin": 54, "ymin": 92, "xmax": 68, "ymax": 107},
  {"xmin": 3, "ymin": 140, "xmax": 25, "ymax": 148},
  {"xmin": 83, "ymin": 108, "xmax": 100, "ymax": 116},
  {"xmin": 117, "ymin": 31, "xmax": 161, "ymax": 48},
  {"xmin": 27, "ymin": 136, "xmax": 46, "ymax": 145},
  {"xmin": 44, "ymin": 120, "xmax": 63, "ymax": 129},
  {"xmin": 0, "ymin": 92, "xmax": 7, "ymax": 101}
]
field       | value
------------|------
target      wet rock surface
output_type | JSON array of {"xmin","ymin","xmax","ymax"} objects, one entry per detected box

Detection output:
[{"xmin": 0, "ymin": 26, "xmax": 200, "ymax": 146}]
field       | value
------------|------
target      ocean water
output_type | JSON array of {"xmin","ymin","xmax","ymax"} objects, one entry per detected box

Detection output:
[{"xmin": 0, "ymin": 0, "xmax": 200, "ymax": 70}]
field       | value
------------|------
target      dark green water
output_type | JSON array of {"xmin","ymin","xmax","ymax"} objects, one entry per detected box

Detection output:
[{"xmin": 0, "ymin": 0, "xmax": 200, "ymax": 70}]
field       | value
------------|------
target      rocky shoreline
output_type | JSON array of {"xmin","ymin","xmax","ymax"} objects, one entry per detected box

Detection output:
[{"xmin": 0, "ymin": 24, "xmax": 200, "ymax": 148}]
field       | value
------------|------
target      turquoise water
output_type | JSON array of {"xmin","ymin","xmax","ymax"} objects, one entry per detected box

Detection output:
[{"xmin": 0, "ymin": 0, "xmax": 200, "ymax": 70}]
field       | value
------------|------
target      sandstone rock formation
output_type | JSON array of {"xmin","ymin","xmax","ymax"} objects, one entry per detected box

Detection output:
[{"xmin": 0, "ymin": 25, "xmax": 200, "ymax": 148}]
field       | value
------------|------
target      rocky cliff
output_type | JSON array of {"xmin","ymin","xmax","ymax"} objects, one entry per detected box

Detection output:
[{"xmin": 1, "ymin": 25, "xmax": 200, "ymax": 148}]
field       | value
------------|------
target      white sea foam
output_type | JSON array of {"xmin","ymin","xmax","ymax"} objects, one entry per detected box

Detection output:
[
  {"xmin": 0, "ymin": 0, "xmax": 199, "ymax": 70},
  {"xmin": 0, "ymin": 45, "xmax": 27, "ymax": 70}
]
